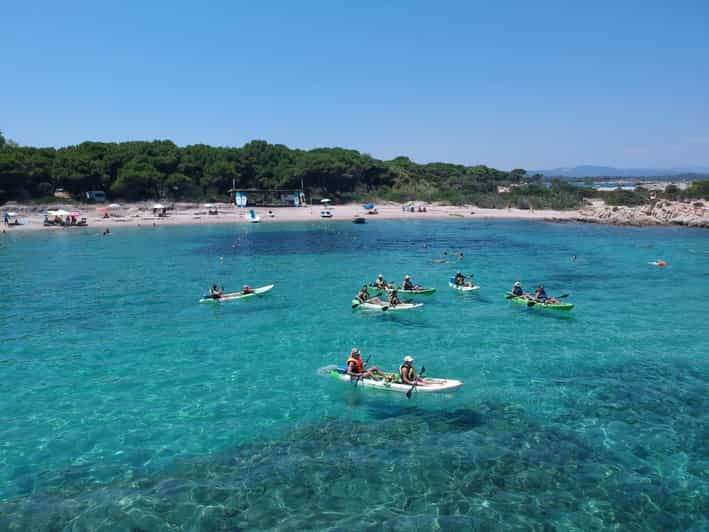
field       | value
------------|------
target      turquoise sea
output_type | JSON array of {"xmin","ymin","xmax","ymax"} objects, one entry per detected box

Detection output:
[{"xmin": 0, "ymin": 219, "xmax": 707, "ymax": 530}]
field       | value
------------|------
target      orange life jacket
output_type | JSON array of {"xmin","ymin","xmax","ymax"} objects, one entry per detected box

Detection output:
[{"xmin": 347, "ymin": 357, "xmax": 364, "ymax": 373}]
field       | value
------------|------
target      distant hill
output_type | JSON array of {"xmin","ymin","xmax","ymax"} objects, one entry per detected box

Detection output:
[{"xmin": 533, "ymin": 165, "xmax": 709, "ymax": 179}]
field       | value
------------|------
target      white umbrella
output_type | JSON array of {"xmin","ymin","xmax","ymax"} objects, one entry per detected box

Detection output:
[
  {"xmin": 320, "ymin": 198, "xmax": 331, "ymax": 204},
  {"xmin": 108, "ymin": 203, "xmax": 121, "ymax": 209},
  {"xmin": 204, "ymin": 203, "xmax": 215, "ymax": 208},
  {"xmin": 152, "ymin": 204, "xmax": 165, "ymax": 209},
  {"xmin": 7, "ymin": 212, "xmax": 17, "ymax": 217}
]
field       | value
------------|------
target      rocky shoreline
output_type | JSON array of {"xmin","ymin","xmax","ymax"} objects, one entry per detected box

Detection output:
[{"xmin": 564, "ymin": 200, "xmax": 709, "ymax": 229}]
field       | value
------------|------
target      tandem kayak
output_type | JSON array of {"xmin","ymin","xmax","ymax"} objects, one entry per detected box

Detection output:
[
  {"xmin": 505, "ymin": 295, "xmax": 573, "ymax": 311},
  {"xmin": 383, "ymin": 286, "xmax": 436, "ymax": 296},
  {"xmin": 351, "ymin": 299, "xmax": 423, "ymax": 312},
  {"xmin": 200, "ymin": 284, "xmax": 274, "ymax": 303},
  {"xmin": 449, "ymin": 281, "xmax": 480, "ymax": 292},
  {"xmin": 330, "ymin": 367, "xmax": 463, "ymax": 394}
]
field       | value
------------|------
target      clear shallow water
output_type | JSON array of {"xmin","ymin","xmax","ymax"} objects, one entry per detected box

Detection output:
[{"xmin": 0, "ymin": 220, "xmax": 707, "ymax": 530}]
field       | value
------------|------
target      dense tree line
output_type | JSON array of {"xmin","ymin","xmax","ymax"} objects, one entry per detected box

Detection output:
[
  {"xmin": 1, "ymin": 130, "xmax": 706, "ymax": 207},
  {"xmin": 0, "ymin": 133, "xmax": 529, "ymax": 204}
]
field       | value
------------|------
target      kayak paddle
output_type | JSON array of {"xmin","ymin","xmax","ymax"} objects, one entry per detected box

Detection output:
[{"xmin": 405, "ymin": 365, "xmax": 426, "ymax": 399}]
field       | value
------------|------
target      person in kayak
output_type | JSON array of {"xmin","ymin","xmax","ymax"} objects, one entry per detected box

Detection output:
[
  {"xmin": 454, "ymin": 272, "xmax": 466, "ymax": 286},
  {"xmin": 373, "ymin": 274, "xmax": 390, "ymax": 289},
  {"xmin": 510, "ymin": 281, "xmax": 526, "ymax": 297},
  {"xmin": 534, "ymin": 284, "xmax": 559, "ymax": 304},
  {"xmin": 399, "ymin": 356, "xmax": 424, "ymax": 385},
  {"xmin": 346, "ymin": 348, "xmax": 383, "ymax": 380},
  {"xmin": 357, "ymin": 285, "xmax": 370, "ymax": 302},
  {"xmin": 241, "ymin": 285, "xmax": 253, "ymax": 295},
  {"xmin": 357, "ymin": 285, "xmax": 385, "ymax": 305},
  {"xmin": 402, "ymin": 274, "xmax": 415, "ymax": 290},
  {"xmin": 388, "ymin": 290, "xmax": 401, "ymax": 306},
  {"xmin": 209, "ymin": 284, "xmax": 224, "ymax": 299}
]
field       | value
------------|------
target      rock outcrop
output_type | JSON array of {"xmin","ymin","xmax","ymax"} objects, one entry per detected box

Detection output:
[{"xmin": 575, "ymin": 200, "xmax": 709, "ymax": 228}]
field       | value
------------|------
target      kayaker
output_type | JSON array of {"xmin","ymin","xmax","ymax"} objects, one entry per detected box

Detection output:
[
  {"xmin": 374, "ymin": 274, "xmax": 389, "ymax": 289},
  {"xmin": 454, "ymin": 272, "xmax": 466, "ymax": 286},
  {"xmin": 357, "ymin": 285, "xmax": 370, "ymax": 303},
  {"xmin": 534, "ymin": 284, "xmax": 559, "ymax": 304},
  {"xmin": 511, "ymin": 281, "xmax": 524, "ymax": 297},
  {"xmin": 242, "ymin": 285, "xmax": 253, "ymax": 295},
  {"xmin": 388, "ymin": 290, "xmax": 401, "ymax": 306},
  {"xmin": 209, "ymin": 284, "xmax": 223, "ymax": 299},
  {"xmin": 402, "ymin": 274, "xmax": 415, "ymax": 290},
  {"xmin": 346, "ymin": 348, "xmax": 383, "ymax": 380},
  {"xmin": 399, "ymin": 356, "xmax": 423, "ymax": 385}
]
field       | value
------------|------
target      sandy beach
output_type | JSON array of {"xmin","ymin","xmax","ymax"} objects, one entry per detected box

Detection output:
[
  {"xmin": 2, "ymin": 199, "xmax": 708, "ymax": 233},
  {"xmin": 0, "ymin": 201, "xmax": 585, "ymax": 233}
]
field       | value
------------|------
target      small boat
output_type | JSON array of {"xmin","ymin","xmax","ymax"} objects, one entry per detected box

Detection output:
[
  {"xmin": 320, "ymin": 210, "xmax": 333, "ymax": 218},
  {"xmin": 449, "ymin": 280, "xmax": 480, "ymax": 292},
  {"xmin": 246, "ymin": 209, "xmax": 260, "ymax": 223},
  {"xmin": 351, "ymin": 299, "xmax": 423, "ymax": 312},
  {"xmin": 330, "ymin": 367, "xmax": 463, "ymax": 394},
  {"xmin": 200, "ymin": 284, "xmax": 274, "ymax": 303},
  {"xmin": 505, "ymin": 295, "xmax": 573, "ymax": 311},
  {"xmin": 352, "ymin": 216, "xmax": 366, "ymax": 224}
]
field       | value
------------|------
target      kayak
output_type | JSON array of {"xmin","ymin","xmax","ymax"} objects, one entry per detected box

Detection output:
[
  {"xmin": 200, "ymin": 284, "xmax": 274, "ymax": 303},
  {"xmin": 383, "ymin": 286, "xmax": 436, "ymax": 296},
  {"xmin": 351, "ymin": 299, "xmax": 423, "ymax": 312},
  {"xmin": 330, "ymin": 367, "xmax": 463, "ymax": 394},
  {"xmin": 449, "ymin": 281, "xmax": 480, "ymax": 292},
  {"xmin": 505, "ymin": 295, "xmax": 574, "ymax": 311}
]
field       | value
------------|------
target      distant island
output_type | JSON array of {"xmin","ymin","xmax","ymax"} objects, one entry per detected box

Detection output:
[{"xmin": 1, "ymin": 130, "xmax": 707, "ymax": 210}]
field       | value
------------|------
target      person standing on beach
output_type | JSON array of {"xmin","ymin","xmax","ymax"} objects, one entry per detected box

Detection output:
[{"xmin": 3, "ymin": 212, "xmax": 8, "ymax": 226}]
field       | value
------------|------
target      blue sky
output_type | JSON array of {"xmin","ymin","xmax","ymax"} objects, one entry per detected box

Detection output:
[{"xmin": 2, "ymin": 0, "xmax": 708, "ymax": 169}]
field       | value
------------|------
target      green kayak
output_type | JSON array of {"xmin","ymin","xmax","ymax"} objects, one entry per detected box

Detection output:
[
  {"xmin": 383, "ymin": 286, "xmax": 436, "ymax": 296},
  {"xmin": 505, "ymin": 295, "xmax": 574, "ymax": 311}
]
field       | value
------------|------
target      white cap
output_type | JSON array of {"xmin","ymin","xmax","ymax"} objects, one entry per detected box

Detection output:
[
  {"xmin": 404, "ymin": 355, "xmax": 414, "ymax": 362},
  {"xmin": 378, "ymin": 274, "xmax": 383, "ymax": 278},
  {"xmin": 405, "ymin": 274, "xmax": 410, "ymax": 279}
]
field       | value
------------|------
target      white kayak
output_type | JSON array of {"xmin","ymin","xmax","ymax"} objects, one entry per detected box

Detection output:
[
  {"xmin": 200, "ymin": 284, "xmax": 274, "ymax": 303},
  {"xmin": 351, "ymin": 299, "xmax": 423, "ymax": 312},
  {"xmin": 449, "ymin": 282, "xmax": 480, "ymax": 292},
  {"xmin": 330, "ymin": 367, "xmax": 463, "ymax": 394}
]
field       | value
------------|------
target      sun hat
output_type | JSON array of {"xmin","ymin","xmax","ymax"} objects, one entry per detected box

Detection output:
[
  {"xmin": 514, "ymin": 281, "xmax": 521, "ymax": 287},
  {"xmin": 378, "ymin": 274, "xmax": 384, "ymax": 278},
  {"xmin": 351, "ymin": 348, "xmax": 360, "ymax": 355},
  {"xmin": 405, "ymin": 274, "xmax": 410, "ymax": 279},
  {"xmin": 404, "ymin": 355, "xmax": 414, "ymax": 363}
]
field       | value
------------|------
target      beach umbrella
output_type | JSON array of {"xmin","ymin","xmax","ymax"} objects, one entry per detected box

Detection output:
[
  {"xmin": 152, "ymin": 204, "xmax": 165, "ymax": 209},
  {"xmin": 320, "ymin": 198, "xmax": 331, "ymax": 204},
  {"xmin": 70, "ymin": 211, "xmax": 81, "ymax": 217},
  {"xmin": 7, "ymin": 212, "xmax": 18, "ymax": 217},
  {"xmin": 204, "ymin": 203, "xmax": 215, "ymax": 208},
  {"xmin": 54, "ymin": 209, "xmax": 70, "ymax": 216},
  {"xmin": 108, "ymin": 203, "xmax": 121, "ymax": 209},
  {"xmin": 363, "ymin": 203, "xmax": 374, "ymax": 210}
]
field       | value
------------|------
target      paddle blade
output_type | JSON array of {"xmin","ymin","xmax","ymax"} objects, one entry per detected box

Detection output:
[
  {"xmin": 558, "ymin": 294, "xmax": 570, "ymax": 298},
  {"xmin": 527, "ymin": 301, "xmax": 536, "ymax": 307},
  {"xmin": 405, "ymin": 387, "xmax": 413, "ymax": 399}
]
